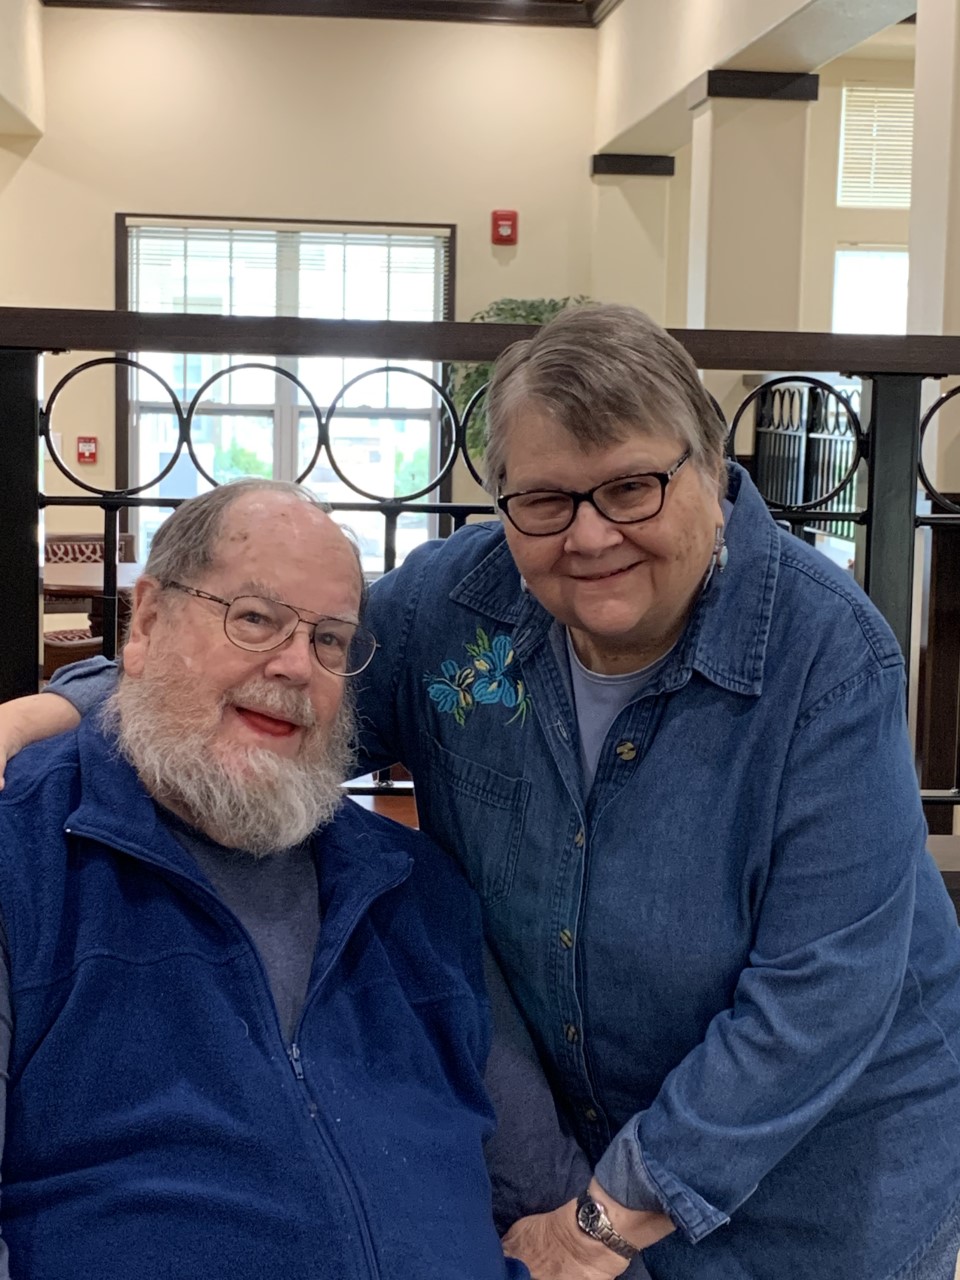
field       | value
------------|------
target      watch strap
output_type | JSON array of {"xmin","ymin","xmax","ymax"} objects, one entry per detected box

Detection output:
[{"xmin": 575, "ymin": 1188, "xmax": 640, "ymax": 1262}]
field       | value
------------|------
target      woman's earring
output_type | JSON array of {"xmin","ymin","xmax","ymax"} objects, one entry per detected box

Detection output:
[{"xmin": 714, "ymin": 527, "xmax": 728, "ymax": 573}]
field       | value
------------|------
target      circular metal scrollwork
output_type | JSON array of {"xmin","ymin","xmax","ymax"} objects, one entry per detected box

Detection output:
[
  {"xmin": 727, "ymin": 375, "xmax": 864, "ymax": 511},
  {"xmin": 919, "ymin": 386, "xmax": 960, "ymax": 515},
  {"xmin": 322, "ymin": 365, "xmax": 460, "ymax": 502},
  {"xmin": 43, "ymin": 356, "xmax": 188, "ymax": 496}
]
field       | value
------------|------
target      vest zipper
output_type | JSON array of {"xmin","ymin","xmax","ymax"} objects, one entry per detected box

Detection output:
[{"xmin": 287, "ymin": 1038, "xmax": 380, "ymax": 1278}]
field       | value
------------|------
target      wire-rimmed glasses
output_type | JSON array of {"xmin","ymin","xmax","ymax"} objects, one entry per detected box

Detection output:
[
  {"xmin": 164, "ymin": 582, "xmax": 378, "ymax": 677},
  {"xmin": 497, "ymin": 450, "xmax": 691, "ymax": 537}
]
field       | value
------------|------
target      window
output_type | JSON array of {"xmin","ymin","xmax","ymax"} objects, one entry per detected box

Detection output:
[
  {"xmin": 832, "ymin": 247, "xmax": 909, "ymax": 334},
  {"xmin": 837, "ymin": 85, "xmax": 914, "ymax": 209},
  {"xmin": 123, "ymin": 216, "xmax": 454, "ymax": 570}
]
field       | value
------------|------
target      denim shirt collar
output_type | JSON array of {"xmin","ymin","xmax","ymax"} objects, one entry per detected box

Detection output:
[{"xmin": 448, "ymin": 462, "xmax": 779, "ymax": 699}]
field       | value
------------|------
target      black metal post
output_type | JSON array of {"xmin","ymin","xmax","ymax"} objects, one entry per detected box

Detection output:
[
  {"xmin": 100, "ymin": 504, "xmax": 119, "ymax": 659},
  {"xmin": 862, "ymin": 374, "xmax": 923, "ymax": 667},
  {"xmin": 0, "ymin": 350, "xmax": 41, "ymax": 699}
]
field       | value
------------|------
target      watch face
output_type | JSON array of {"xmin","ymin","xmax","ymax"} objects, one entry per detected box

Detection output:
[{"xmin": 577, "ymin": 1197, "xmax": 604, "ymax": 1235}]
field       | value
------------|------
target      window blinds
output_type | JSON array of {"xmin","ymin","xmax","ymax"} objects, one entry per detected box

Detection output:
[
  {"xmin": 127, "ymin": 221, "xmax": 453, "ymax": 321},
  {"xmin": 837, "ymin": 85, "xmax": 914, "ymax": 209}
]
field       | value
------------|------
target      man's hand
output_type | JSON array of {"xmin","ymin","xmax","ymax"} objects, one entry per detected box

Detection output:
[
  {"xmin": 501, "ymin": 1198, "xmax": 630, "ymax": 1280},
  {"xmin": 0, "ymin": 694, "xmax": 80, "ymax": 789}
]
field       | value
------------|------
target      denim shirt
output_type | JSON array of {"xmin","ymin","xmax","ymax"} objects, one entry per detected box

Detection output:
[
  {"xmin": 50, "ymin": 465, "xmax": 960, "ymax": 1278},
  {"xmin": 355, "ymin": 464, "xmax": 960, "ymax": 1279}
]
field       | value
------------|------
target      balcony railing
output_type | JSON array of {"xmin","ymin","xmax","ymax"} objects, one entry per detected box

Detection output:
[{"xmin": 1, "ymin": 308, "xmax": 959, "ymax": 828}]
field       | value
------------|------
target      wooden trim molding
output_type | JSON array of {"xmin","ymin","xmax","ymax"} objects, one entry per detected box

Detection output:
[
  {"xmin": 688, "ymin": 69, "xmax": 820, "ymax": 110},
  {"xmin": 591, "ymin": 154, "xmax": 675, "ymax": 177}
]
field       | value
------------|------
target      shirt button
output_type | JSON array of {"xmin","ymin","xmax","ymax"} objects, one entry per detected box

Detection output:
[
  {"xmin": 574, "ymin": 827, "xmax": 585, "ymax": 848},
  {"xmin": 565, "ymin": 1023, "xmax": 580, "ymax": 1044},
  {"xmin": 616, "ymin": 740, "xmax": 637, "ymax": 761},
  {"xmin": 583, "ymin": 1107, "xmax": 598, "ymax": 1123},
  {"xmin": 559, "ymin": 928, "xmax": 574, "ymax": 949}
]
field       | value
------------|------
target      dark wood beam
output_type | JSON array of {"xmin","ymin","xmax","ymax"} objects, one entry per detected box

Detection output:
[
  {"xmin": 591, "ymin": 154, "xmax": 675, "ymax": 177},
  {"xmin": 688, "ymin": 69, "xmax": 819, "ymax": 110},
  {"xmin": 5, "ymin": 307, "xmax": 960, "ymax": 374},
  {"xmin": 42, "ymin": 0, "xmax": 596, "ymax": 25}
]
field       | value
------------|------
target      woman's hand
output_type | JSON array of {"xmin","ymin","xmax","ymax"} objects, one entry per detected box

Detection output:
[{"xmin": 0, "ymin": 694, "xmax": 80, "ymax": 788}]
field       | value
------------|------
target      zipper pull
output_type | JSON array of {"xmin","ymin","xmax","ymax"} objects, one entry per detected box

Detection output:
[{"xmin": 288, "ymin": 1042, "xmax": 304, "ymax": 1080}]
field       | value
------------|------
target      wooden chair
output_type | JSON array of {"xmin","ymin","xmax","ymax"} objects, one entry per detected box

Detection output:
[{"xmin": 42, "ymin": 630, "xmax": 104, "ymax": 682}]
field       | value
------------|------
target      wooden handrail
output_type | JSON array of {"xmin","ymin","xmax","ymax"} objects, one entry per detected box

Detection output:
[{"xmin": 3, "ymin": 305, "xmax": 960, "ymax": 373}]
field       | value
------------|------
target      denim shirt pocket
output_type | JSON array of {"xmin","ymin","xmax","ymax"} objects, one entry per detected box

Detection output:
[{"xmin": 416, "ymin": 730, "xmax": 530, "ymax": 906}]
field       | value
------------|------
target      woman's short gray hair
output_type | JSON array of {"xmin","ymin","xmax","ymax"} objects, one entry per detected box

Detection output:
[
  {"xmin": 144, "ymin": 478, "xmax": 368, "ymax": 614},
  {"xmin": 482, "ymin": 303, "xmax": 726, "ymax": 492}
]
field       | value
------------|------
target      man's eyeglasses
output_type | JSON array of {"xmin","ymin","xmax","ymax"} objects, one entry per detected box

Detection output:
[
  {"xmin": 497, "ymin": 450, "xmax": 691, "ymax": 537},
  {"xmin": 164, "ymin": 582, "xmax": 378, "ymax": 677}
]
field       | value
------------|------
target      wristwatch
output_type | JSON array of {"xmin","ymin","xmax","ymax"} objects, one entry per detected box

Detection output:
[{"xmin": 575, "ymin": 1188, "xmax": 640, "ymax": 1262}]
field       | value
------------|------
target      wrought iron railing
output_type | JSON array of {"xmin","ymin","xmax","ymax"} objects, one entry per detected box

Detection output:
[{"xmin": 1, "ymin": 308, "xmax": 959, "ymax": 824}]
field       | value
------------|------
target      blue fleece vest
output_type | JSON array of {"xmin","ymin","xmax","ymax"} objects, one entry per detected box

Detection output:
[{"xmin": 0, "ymin": 721, "xmax": 524, "ymax": 1280}]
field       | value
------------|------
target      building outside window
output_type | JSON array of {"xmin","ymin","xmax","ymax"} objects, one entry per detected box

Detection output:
[{"xmin": 123, "ymin": 216, "xmax": 454, "ymax": 571}]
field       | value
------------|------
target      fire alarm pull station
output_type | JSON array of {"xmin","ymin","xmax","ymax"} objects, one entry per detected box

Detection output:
[
  {"xmin": 492, "ymin": 210, "xmax": 518, "ymax": 246},
  {"xmin": 77, "ymin": 436, "xmax": 98, "ymax": 465}
]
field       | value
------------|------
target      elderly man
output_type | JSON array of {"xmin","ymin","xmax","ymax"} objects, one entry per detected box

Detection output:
[{"xmin": 0, "ymin": 481, "xmax": 532, "ymax": 1280}]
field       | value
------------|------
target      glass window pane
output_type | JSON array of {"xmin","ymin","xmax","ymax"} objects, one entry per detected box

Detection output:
[
  {"xmin": 299, "ymin": 238, "xmax": 345, "ymax": 318},
  {"xmin": 387, "ymin": 243, "xmax": 439, "ymax": 320},
  {"xmin": 185, "ymin": 236, "xmax": 230, "ymax": 313},
  {"xmin": 832, "ymin": 249, "xmax": 908, "ymax": 334},
  {"xmin": 386, "ymin": 361, "xmax": 437, "ymax": 410},
  {"xmin": 230, "ymin": 235, "xmax": 277, "ymax": 316},
  {"xmin": 342, "ymin": 358, "xmax": 388, "ymax": 410},
  {"xmin": 343, "ymin": 240, "xmax": 388, "ymax": 319},
  {"xmin": 228, "ymin": 357, "xmax": 279, "ymax": 406},
  {"xmin": 192, "ymin": 413, "xmax": 274, "ymax": 483},
  {"xmin": 296, "ymin": 356, "xmax": 348, "ymax": 410}
]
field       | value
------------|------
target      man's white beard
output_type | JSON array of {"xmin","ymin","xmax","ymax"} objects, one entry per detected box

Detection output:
[{"xmin": 107, "ymin": 666, "xmax": 357, "ymax": 857}]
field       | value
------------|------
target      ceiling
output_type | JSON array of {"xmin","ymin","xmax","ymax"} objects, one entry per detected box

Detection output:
[{"xmin": 41, "ymin": 0, "xmax": 622, "ymax": 27}]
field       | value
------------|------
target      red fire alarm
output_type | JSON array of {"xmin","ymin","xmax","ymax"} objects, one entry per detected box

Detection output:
[
  {"xmin": 492, "ymin": 210, "xmax": 518, "ymax": 246},
  {"xmin": 76, "ymin": 436, "xmax": 98, "ymax": 465}
]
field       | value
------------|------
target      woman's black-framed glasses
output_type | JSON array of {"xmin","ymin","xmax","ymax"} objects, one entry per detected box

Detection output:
[
  {"xmin": 164, "ymin": 582, "xmax": 378, "ymax": 677},
  {"xmin": 496, "ymin": 450, "xmax": 691, "ymax": 537}
]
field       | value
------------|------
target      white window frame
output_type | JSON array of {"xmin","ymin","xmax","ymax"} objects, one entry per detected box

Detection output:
[{"xmin": 121, "ymin": 215, "xmax": 454, "ymax": 570}]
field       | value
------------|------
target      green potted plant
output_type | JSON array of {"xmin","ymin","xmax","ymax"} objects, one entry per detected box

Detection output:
[{"xmin": 448, "ymin": 296, "xmax": 590, "ymax": 461}]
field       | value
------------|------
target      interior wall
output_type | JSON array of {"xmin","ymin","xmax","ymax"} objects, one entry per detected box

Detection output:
[
  {"xmin": 0, "ymin": 7, "xmax": 598, "ymax": 528},
  {"xmin": 0, "ymin": 0, "xmax": 43, "ymax": 133},
  {"xmin": 593, "ymin": 0, "xmax": 913, "ymax": 154}
]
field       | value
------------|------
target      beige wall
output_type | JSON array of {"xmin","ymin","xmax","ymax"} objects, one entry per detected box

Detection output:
[
  {"xmin": 594, "ymin": 0, "xmax": 913, "ymax": 154},
  {"xmin": 0, "ymin": 8, "xmax": 598, "ymax": 525},
  {"xmin": 0, "ymin": 8, "xmax": 923, "ymax": 523},
  {"xmin": 0, "ymin": 0, "xmax": 43, "ymax": 133}
]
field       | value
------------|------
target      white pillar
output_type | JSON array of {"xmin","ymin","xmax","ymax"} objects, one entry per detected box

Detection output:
[
  {"xmin": 907, "ymin": 0, "xmax": 960, "ymax": 492},
  {"xmin": 685, "ymin": 72, "xmax": 816, "ymax": 424}
]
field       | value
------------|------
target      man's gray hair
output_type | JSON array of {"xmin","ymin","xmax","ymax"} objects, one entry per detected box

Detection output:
[
  {"xmin": 144, "ymin": 479, "xmax": 367, "ymax": 613},
  {"xmin": 482, "ymin": 303, "xmax": 727, "ymax": 493}
]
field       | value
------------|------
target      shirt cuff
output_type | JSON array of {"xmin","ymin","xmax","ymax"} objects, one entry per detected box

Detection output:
[{"xmin": 594, "ymin": 1112, "xmax": 731, "ymax": 1244}]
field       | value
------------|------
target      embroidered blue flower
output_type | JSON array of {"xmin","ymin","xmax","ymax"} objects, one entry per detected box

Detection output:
[
  {"xmin": 472, "ymin": 634, "xmax": 519, "ymax": 707},
  {"xmin": 426, "ymin": 628, "xmax": 530, "ymax": 727},
  {"xmin": 427, "ymin": 659, "xmax": 475, "ymax": 726}
]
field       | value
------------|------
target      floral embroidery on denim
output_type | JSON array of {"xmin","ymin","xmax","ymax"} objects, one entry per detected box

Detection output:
[{"xmin": 427, "ymin": 627, "xmax": 530, "ymax": 727}]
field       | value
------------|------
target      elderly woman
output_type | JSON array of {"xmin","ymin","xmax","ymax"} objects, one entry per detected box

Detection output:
[{"xmin": 5, "ymin": 305, "xmax": 960, "ymax": 1280}]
